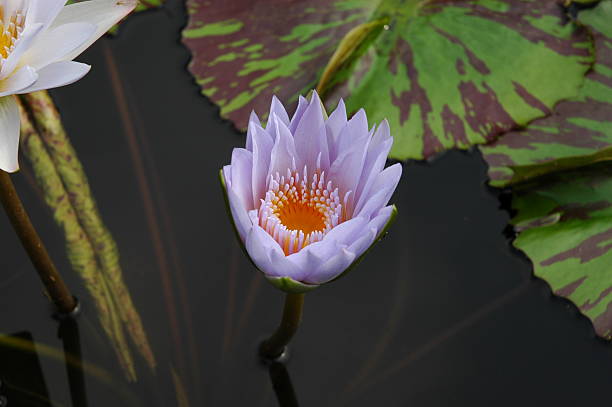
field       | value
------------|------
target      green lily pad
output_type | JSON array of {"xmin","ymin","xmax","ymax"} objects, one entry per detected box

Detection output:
[
  {"xmin": 182, "ymin": 0, "xmax": 377, "ymax": 129},
  {"xmin": 182, "ymin": 0, "xmax": 593, "ymax": 161},
  {"xmin": 482, "ymin": 0, "xmax": 612, "ymax": 187},
  {"xmin": 331, "ymin": 0, "xmax": 593, "ymax": 160},
  {"xmin": 512, "ymin": 164, "xmax": 612, "ymax": 339}
]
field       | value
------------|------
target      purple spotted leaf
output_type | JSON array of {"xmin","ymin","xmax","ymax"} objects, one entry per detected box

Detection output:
[
  {"xmin": 182, "ymin": 0, "xmax": 377, "ymax": 129},
  {"xmin": 511, "ymin": 163, "xmax": 612, "ymax": 339},
  {"xmin": 325, "ymin": 0, "xmax": 593, "ymax": 160},
  {"xmin": 182, "ymin": 0, "xmax": 594, "ymax": 160},
  {"xmin": 482, "ymin": 0, "xmax": 612, "ymax": 187}
]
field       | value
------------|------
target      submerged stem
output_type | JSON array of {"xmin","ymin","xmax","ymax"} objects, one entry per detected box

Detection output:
[
  {"xmin": 259, "ymin": 293, "xmax": 305, "ymax": 360},
  {"xmin": 0, "ymin": 170, "xmax": 76, "ymax": 314}
]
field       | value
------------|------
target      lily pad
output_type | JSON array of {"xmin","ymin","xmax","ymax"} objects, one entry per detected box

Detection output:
[
  {"xmin": 331, "ymin": 0, "xmax": 593, "ymax": 160},
  {"xmin": 182, "ymin": 0, "xmax": 377, "ymax": 129},
  {"xmin": 512, "ymin": 164, "xmax": 612, "ymax": 339},
  {"xmin": 182, "ymin": 0, "xmax": 594, "ymax": 160},
  {"xmin": 482, "ymin": 0, "xmax": 612, "ymax": 187}
]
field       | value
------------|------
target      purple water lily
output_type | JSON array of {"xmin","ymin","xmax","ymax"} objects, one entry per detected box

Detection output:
[{"xmin": 221, "ymin": 91, "xmax": 401, "ymax": 293}]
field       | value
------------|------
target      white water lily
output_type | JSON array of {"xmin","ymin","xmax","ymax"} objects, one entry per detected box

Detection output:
[{"xmin": 0, "ymin": 0, "xmax": 136, "ymax": 172}]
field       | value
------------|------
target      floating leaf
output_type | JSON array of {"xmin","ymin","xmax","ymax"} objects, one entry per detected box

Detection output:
[
  {"xmin": 19, "ymin": 92, "xmax": 156, "ymax": 381},
  {"xmin": 512, "ymin": 164, "xmax": 612, "ymax": 339},
  {"xmin": 181, "ymin": 0, "xmax": 377, "ymax": 129},
  {"xmin": 182, "ymin": 0, "xmax": 593, "ymax": 161},
  {"xmin": 330, "ymin": 0, "xmax": 593, "ymax": 160},
  {"xmin": 482, "ymin": 0, "xmax": 612, "ymax": 187}
]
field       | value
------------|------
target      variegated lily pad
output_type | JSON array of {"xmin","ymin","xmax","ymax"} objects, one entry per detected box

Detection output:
[
  {"xmin": 333, "ymin": 0, "xmax": 593, "ymax": 160},
  {"xmin": 512, "ymin": 164, "xmax": 612, "ymax": 339},
  {"xmin": 482, "ymin": 0, "xmax": 612, "ymax": 187},
  {"xmin": 182, "ymin": 0, "xmax": 593, "ymax": 161},
  {"xmin": 182, "ymin": 0, "xmax": 377, "ymax": 129}
]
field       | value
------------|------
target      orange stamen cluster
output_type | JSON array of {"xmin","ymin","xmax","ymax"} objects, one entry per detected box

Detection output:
[{"xmin": 258, "ymin": 166, "xmax": 345, "ymax": 255}]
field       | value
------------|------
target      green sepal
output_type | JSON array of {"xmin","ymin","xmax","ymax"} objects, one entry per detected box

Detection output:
[{"xmin": 265, "ymin": 276, "xmax": 319, "ymax": 294}]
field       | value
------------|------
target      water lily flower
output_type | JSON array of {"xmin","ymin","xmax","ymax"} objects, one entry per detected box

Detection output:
[
  {"xmin": 0, "ymin": 0, "xmax": 137, "ymax": 172},
  {"xmin": 221, "ymin": 91, "xmax": 401, "ymax": 294}
]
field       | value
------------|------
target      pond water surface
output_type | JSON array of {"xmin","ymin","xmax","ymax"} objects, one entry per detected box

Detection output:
[{"xmin": 1, "ymin": 1, "xmax": 612, "ymax": 406}]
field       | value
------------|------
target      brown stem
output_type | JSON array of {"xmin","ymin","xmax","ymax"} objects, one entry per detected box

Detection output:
[
  {"xmin": 259, "ymin": 293, "xmax": 305, "ymax": 360},
  {"xmin": 0, "ymin": 170, "xmax": 76, "ymax": 314}
]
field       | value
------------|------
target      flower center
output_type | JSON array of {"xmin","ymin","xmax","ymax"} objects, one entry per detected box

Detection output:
[
  {"xmin": 0, "ymin": 7, "xmax": 24, "ymax": 59},
  {"xmin": 258, "ymin": 167, "xmax": 345, "ymax": 255}
]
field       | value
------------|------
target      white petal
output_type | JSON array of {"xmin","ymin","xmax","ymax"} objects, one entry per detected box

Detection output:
[
  {"xmin": 0, "ymin": 96, "xmax": 21, "ymax": 172},
  {"xmin": 289, "ymin": 95, "xmax": 308, "ymax": 133},
  {"xmin": 17, "ymin": 61, "xmax": 90, "ymax": 94},
  {"xmin": 230, "ymin": 148, "xmax": 254, "ymax": 211},
  {"xmin": 0, "ymin": 65, "xmax": 37, "ymax": 96},
  {"xmin": 22, "ymin": 22, "xmax": 96, "ymax": 69},
  {"xmin": 355, "ymin": 138, "xmax": 393, "ymax": 212},
  {"xmin": 369, "ymin": 205, "xmax": 396, "ymax": 233},
  {"xmin": 250, "ymin": 121, "xmax": 273, "ymax": 207},
  {"xmin": 292, "ymin": 90, "xmax": 329, "ymax": 171},
  {"xmin": 303, "ymin": 248, "xmax": 356, "ymax": 285},
  {"xmin": 370, "ymin": 118, "xmax": 392, "ymax": 149},
  {"xmin": 267, "ymin": 114, "xmax": 297, "ymax": 179},
  {"xmin": 329, "ymin": 141, "xmax": 369, "ymax": 212},
  {"xmin": 329, "ymin": 110, "xmax": 372, "ymax": 209},
  {"xmin": 266, "ymin": 95, "xmax": 289, "ymax": 138},
  {"xmin": 355, "ymin": 164, "xmax": 402, "ymax": 219},
  {"xmin": 336, "ymin": 108, "xmax": 369, "ymax": 157},
  {"xmin": 25, "ymin": 0, "xmax": 67, "ymax": 30},
  {"xmin": 325, "ymin": 98, "xmax": 347, "ymax": 163},
  {"xmin": 0, "ymin": 23, "xmax": 44, "ymax": 80},
  {"xmin": 246, "ymin": 225, "xmax": 304, "ymax": 279},
  {"xmin": 226, "ymin": 182, "xmax": 253, "ymax": 242},
  {"xmin": 290, "ymin": 217, "xmax": 368, "ymax": 269},
  {"xmin": 347, "ymin": 206, "xmax": 395, "ymax": 257},
  {"xmin": 320, "ymin": 216, "xmax": 368, "ymax": 246},
  {"xmin": 245, "ymin": 110, "xmax": 260, "ymax": 151},
  {"xmin": 346, "ymin": 228, "xmax": 377, "ymax": 259},
  {"xmin": 48, "ymin": 0, "xmax": 137, "ymax": 61}
]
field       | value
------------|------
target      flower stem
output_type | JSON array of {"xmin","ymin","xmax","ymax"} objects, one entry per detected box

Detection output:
[
  {"xmin": 0, "ymin": 170, "xmax": 76, "ymax": 314},
  {"xmin": 259, "ymin": 293, "xmax": 305, "ymax": 360}
]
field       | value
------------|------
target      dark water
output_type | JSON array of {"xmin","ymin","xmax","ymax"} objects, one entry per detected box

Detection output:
[{"xmin": 1, "ymin": 1, "xmax": 612, "ymax": 406}]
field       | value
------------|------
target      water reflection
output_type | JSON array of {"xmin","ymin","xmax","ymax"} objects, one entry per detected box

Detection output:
[
  {"xmin": 0, "ymin": 332, "xmax": 52, "ymax": 406},
  {"xmin": 58, "ymin": 317, "xmax": 88, "ymax": 407},
  {"xmin": 268, "ymin": 361, "xmax": 299, "ymax": 407}
]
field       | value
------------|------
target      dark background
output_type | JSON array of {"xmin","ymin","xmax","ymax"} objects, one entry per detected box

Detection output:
[{"xmin": 0, "ymin": 0, "xmax": 611, "ymax": 405}]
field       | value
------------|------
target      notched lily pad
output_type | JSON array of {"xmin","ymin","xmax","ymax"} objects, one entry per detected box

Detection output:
[
  {"xmin": 512, "ymin": 164, "xmax": 612, "ymax": 339},
  {"xmin": 482, "ymin": 0, "xmax": 612, "ymax": 187}
]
